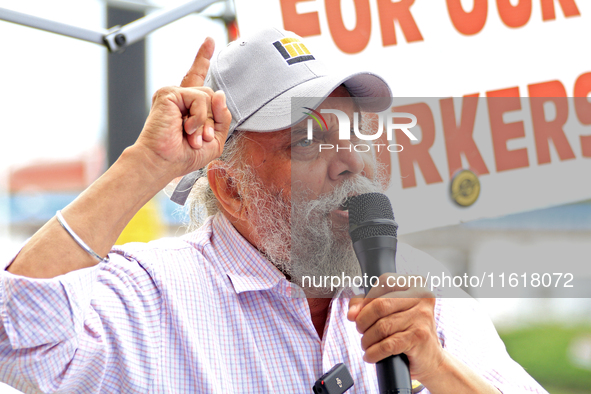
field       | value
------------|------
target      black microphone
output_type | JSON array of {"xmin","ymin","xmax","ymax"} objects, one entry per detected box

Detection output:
[{"xmin": 348, "ymin": 193, "xmax": 412, "ymax": 394}]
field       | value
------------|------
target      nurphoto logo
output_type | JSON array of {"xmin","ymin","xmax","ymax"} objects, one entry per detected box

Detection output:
[{"xmin": 304, "ymin": 108, "xmax": 418, "ymax": 153}]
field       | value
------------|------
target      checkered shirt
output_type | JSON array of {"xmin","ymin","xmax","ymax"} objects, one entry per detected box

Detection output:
[{"xmin": 0, "ymin": 214, "xmax": 546, "ymax": 393}]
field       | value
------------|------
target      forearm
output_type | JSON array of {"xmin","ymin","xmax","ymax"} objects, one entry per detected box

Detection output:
[
  {"xmin": 7, "ymin": 144, "xmax": 171, "ymax": 278},
  {"xmin": 419, "ymin": 351, "xmax": 500, "ymax": 394}
]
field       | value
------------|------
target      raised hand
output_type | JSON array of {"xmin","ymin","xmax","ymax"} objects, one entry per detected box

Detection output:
[{"xmin": 134, "ymin": 37, "xmax": 231, "ymax": 180}]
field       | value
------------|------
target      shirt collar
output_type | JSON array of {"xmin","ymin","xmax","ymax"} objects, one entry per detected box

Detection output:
[{"xmin": 209, "ymin": 213, "xmax": 288, "ymax": 294}]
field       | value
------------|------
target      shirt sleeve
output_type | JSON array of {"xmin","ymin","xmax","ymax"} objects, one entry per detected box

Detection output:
[
  {"xmin": 437, "ymin": 297, "xmax": 548, "ymax": 394},
  {"xmin": 0, "ymin": 247, "xmax": 162, "ymax": 394},
  {"xmin": 397, "ymin": 244, "xmax": 548, "ymax": 393}
]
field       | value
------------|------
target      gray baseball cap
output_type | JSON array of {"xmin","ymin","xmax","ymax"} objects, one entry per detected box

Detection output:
[
  {"xmin": 205, "ymin": 27, "xmax": 392, "ymax": 135},
  {"xmin": 170, "ymin": 27, "xmax": 392, "ymax": 205}
]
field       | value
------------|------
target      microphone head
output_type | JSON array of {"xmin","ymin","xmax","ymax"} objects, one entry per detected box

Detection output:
[{"xmin": 348, "ymin": 193, "xmax": 398, "ymax": 243}]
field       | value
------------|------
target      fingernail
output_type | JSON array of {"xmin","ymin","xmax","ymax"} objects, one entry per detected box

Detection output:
[
  {"xmin": 196, "ymin": 134, "xmax": 202, "ymax": 147},
  {"xmin": 207, "ymin": 126, "xmax": 214, "ymax": 137}
]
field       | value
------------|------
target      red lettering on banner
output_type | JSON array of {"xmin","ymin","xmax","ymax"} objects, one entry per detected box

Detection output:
[
  {"xmin": 394, "ymin": 103, "xmax": 443, "ymax": 188},
  {"xmin": 574, "ymin": 72, "xmax": 591, "ymax": 157},
  {"xmin": 325, "ymin": 0, "xmax": 372, "ymax": 53},
  {"xmin": 376, "ymin": 0, "xmax": 424, "ymax": 46},
  {"xmin": 541, "ymin": 0, "xmax": 581, "ymax": 21},
  {"xmin": 528, "ymin": 80, "xmax": 575, "ymax": 164},
  {"xmin": 574, "ymin": 72, "xmax": 591, "ymax": 124},
  {"xmin": 486, "ymin": 87, "xmax": 530, "ymax": 172},
  {"xmin": 280, "ymin": 0, "xmax": 582, "ymax": 46},
  {"xmin": 497, "ymin": 0, "xmax": 532, "ymax": 28},
  {"xmin": 280, "ymin": 0, "xmax": 321, "ymax": 37},
  {"xmin": 446, "ymin": 0, "xmax": 488, "ymax": 35},
  {"xmin": 440, "ymin": 94, "xmax": 490, "ymax": 178}
]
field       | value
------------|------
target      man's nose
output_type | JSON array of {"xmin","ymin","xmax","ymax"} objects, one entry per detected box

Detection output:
[{"xmin": 328, "ymin": 140, "xmax": 365, "ymax": 180}]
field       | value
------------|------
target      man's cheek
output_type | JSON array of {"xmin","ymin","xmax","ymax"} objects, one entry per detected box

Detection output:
[
  {"xmin": 359, "ymin": 151, "xmax": 377, "ymax": 178},
  {"xmin": 291, "ymin": 167, "xmax": 325, "ymax": 195}
]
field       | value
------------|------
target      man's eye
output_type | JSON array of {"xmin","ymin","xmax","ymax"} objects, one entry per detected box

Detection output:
[{"xmin": 296, "ymin": 138, "xmax": 313, "ymax": 147}]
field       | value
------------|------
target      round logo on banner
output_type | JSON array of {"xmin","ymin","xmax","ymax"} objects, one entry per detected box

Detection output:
[{"xmin": 450, "ymin": 170, "xmax": 480, "ymax": 207}]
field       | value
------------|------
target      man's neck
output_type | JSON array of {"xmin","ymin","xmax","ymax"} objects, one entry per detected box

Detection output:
[{"xmin": 307, "ymin": 298, "xmax": 332, "ymax": 340}]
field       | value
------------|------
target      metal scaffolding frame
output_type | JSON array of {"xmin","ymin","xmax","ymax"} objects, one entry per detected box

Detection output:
[{"xmin": 0, "ymin": 0, "xmax": 221, "ymax": 52}]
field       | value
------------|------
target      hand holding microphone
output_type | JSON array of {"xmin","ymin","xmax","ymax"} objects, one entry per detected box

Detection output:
[{"xmin": 346, "ymin": 193, "xmax": 443, "ymax": 393}]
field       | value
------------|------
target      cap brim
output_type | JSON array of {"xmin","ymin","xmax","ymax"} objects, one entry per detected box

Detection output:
[{"xmin": 236, "ymin": 71, "xmax": 392, "ymax": 133}]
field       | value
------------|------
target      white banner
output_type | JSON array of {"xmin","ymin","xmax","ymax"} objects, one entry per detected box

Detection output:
[{"xmin": 235, "ymin": 0, "xmax": 591, "ymax": 233}]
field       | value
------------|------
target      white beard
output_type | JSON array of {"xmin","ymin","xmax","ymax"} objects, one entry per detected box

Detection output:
[{"xmin": 242, "ymin": 170, "xmax": 382, "ymax": 297}]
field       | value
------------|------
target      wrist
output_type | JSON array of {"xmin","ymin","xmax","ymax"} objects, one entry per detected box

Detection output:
[
  {"xmin": 416, "ymin": 350, "xmax": 501, "ymax": 394},
  {"xmin": 414, "ymin": 350, "xmax": 449, "ymax": 386},
  {"xmin": 120, "ymin": 144, "xmax": 180, "ymax": 191}
]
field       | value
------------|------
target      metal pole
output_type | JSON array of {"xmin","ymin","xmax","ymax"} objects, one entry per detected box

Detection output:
[
  {"xmin": 107, "ymin": 6, "xmax": 147, "ymax": 167},
  {"xmin": 0, "ymin": 7, "xmax": 107, "ymax": 44}
]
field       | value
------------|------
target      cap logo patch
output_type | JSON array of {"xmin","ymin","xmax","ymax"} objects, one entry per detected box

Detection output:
[{"xmin": 273, "ymin": 37, "xmax": 315, "ymax": 65}]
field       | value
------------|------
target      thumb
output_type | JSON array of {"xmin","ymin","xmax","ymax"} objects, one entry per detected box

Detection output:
[{"xmin": 347, "ymin": 295, "xmax": 365, "ymax": 321}]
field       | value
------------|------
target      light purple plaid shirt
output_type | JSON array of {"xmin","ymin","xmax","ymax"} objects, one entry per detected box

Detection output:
[{"xmin": 0, "ymin": 214, "xmax": 546, "ymax": 393}]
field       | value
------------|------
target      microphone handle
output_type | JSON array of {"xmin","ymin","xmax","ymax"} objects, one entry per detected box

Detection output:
[
  {"xmin": 376, "ymin": 355, "xmax": 412, "ymax": 394},
  {"xmin": 352, "ymin": 236, "xmax": 412, "ymax": 394}
]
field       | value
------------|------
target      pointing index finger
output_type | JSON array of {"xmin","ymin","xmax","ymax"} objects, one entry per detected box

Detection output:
[{"xmin": 181, "ymin": 37, "xmax": 215, "ymax": 88}]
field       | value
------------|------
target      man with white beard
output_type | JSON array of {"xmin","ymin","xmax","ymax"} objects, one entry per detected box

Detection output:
[
  {"xmin": 190, "ymin": 95, "xmax": 384, "ymax": 297},
  {"xmin": 0, "ymin": 27, "xmax": 546, "ymax": 393}
]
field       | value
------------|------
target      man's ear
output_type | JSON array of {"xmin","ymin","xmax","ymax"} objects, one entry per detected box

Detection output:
[{"xmin": 207, "ymin": 161, "xmax": 246, "ymax": 221}]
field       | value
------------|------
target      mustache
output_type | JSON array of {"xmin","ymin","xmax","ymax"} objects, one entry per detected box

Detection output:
[{"xmin": 293, "ymin": 176, "xmax": 383, "ymax": 218}]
